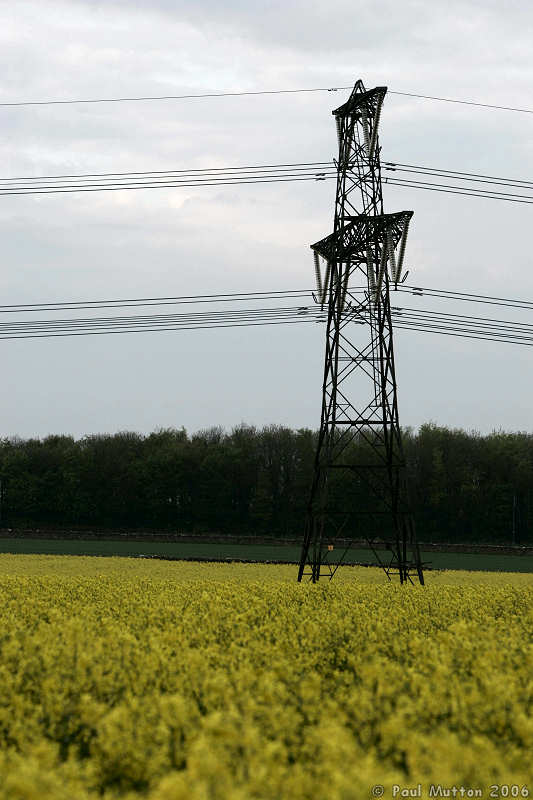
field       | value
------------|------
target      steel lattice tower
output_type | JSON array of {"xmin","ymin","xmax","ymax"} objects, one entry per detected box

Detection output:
[{"xmin": 298, "ymin": 79, "xmax": 425, "ymax": 585}]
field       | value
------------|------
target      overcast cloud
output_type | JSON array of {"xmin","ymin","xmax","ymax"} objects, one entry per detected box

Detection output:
[{"xmin": 0, "ymin": 0, "xmax": 532, "ymax": 438}]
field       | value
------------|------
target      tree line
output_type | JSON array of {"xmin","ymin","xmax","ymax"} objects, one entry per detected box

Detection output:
[{"xmin": 0, "ymin": 423, "xmax": 531, "ymax": 544}]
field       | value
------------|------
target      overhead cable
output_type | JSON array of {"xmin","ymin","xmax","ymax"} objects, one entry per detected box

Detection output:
[
  {"xmin": 0, "ymin": 161, "xmax": 334, "ymax": 185},
  {"xmin": 1, "ymin": 85, "xmax": 532, "ymax": 114},
  {"xmin": 1, "ymin": 299, "xmax": 533, "ymax": 349},
  {"xmin": 0, "ymin": 157, "xmax": 532, "ymax": 205},
  {"xmin": 1, "ymin": 160, "xmax": 531, "ymax": 190},
  {"xmin": 3, "ymin": 282, "xmax": 533, "ymax": 316}
]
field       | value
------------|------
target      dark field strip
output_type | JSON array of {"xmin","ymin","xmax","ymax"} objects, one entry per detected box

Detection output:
[{"xmin": 0, "ymin": 538, "xmax": 532, "ymax": 572}]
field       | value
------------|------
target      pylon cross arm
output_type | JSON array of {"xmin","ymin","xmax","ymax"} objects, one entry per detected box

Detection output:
[
  {"xmin": 311, "ymin": 212, "xmax": 413, "ymax": 265},
  {"xmin": 332, "ymin": 85, "xmax": 387, "ymax": 120}
]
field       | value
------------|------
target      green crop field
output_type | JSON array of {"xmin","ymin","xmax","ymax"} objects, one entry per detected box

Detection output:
[{"xmin": 0, "ymin": 537, "xmax": 532, "ymax": 572}]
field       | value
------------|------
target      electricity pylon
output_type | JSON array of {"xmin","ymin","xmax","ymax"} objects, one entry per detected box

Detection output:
[{"xmin": 298, "ymin": 79, "xmax": 424, "ymax": 585}]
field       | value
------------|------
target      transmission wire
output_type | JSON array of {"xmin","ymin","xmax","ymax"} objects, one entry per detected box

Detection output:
[{"xmin": 1, "ymin": 85, "xmax": 532, "ymax": 114}]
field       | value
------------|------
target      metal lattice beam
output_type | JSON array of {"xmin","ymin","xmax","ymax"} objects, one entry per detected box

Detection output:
[{"xmin": 298, "ymin": 79, "xmax": 425, "ymax": 585}]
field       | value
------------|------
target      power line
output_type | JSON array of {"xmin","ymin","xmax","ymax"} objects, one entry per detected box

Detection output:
[
  {"xmin": 384, "ymin": 177, "xmax": 533, "ymax": 205},
  {"xmin": 1, "ymin": 84, "xmax": 532, "ymax": 114},
  {"xmin": 0, "ymin": 305, "xmax": 323, "ymax": 331},
  {"xmin": 0, "ymin": 172, "xmax": 336, "ymax": 197},
  {"xmin": 383, "ymin": 162, "xmax": 533, "ymax": 190},
  {"xmin": 0, "ymin": 157, "xmax": 532, "ymax": 205},
  {"xmin": 0, "ymin": 309, "xmax": 325, "ymax": 340},
  {"xmin": 1, "ymin": 169, "xmax": 533, "ymax": 205},
  {"xmin": 399, "ymin": 285, "xmax": 533, "ymax": 313},
  {"xmin": 387, "ymin": 91, "xmax": 533, "ymax": 115},
  {"xmin": 1, "ymin": 294, "xmax": 533, "ymax": 350},
  {"xmin": 385, "ymin": 175, "xmax": 533, "ymax": 200},
  {"xmin": 4, "ymin": 172, "xmax": 532, "ymax": 205},
  {"xmin": 2, "ymin": 159, "xmax": 531, "ymax": 190},
  {"xmin": 390, "ymin": 308, "xmax": 533, "ymax": 337},
  {"xmin": 3, "ymin": 282, "xmax": 533, "ymax": 316},
  {"xmin": 0, "ymin": 287, "xmax": 324, "ymax": 314},
  {"xmin": 1, "ymin": 312, "xmax": 531, "ymax": 347},
  {"xmin": 0, "ymin": 165, "xmax": 338, "ymax": 192},
  {"xmin": 370, "ymin": 307, "xmax": 533, "ymax": 347},
  {"xmin": 0, "ymin": 161, "xmax": 333, "ymax": 184},
  {"xmin": 0, "ymin": 318, "xmax": 322, "ymax": 341},
  {"xmin": 392, "ymin": 322, "xmax": 533, "ymax": 347},
  {"xmin": 1, "ymin": 160, "xmax": 531, "ymax": 196},
  {"xmin": 4, "ymin": 318, "xmax": 530, "ymax": 345},
  {"xmin": 0, "ymin": 86, "xmax": 352, "ymax": 108}
]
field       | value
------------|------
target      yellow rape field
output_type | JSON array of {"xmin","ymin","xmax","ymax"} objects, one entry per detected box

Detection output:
[{"xmin": 0, "ymin": 554, "xmax": 531, "ymax": 800}]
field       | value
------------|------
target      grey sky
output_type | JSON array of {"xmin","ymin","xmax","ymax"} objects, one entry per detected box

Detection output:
[{"xmin": 1, "ymin": 0, "xmax": 532, "ymax": 438}]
